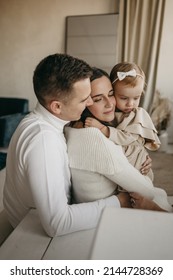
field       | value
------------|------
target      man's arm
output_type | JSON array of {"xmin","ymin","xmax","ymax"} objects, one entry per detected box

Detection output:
[{"xmin": 26, "ymin": 129, "xmax": 125, "ymax": 237}]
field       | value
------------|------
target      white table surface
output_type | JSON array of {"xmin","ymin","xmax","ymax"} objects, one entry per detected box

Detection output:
[
  {"xmin": 0, "ymin": 209, "xmax": 96, "ymax": 260},
  {"xmin": 90, "ymin": 207, "xmax": 173, "ymax": 260},
  {"xmin": 0, "ymin": 210, "xmax": 51, "ymax": 260},
  {"xmin": 0, "ymin": 207, "xmax": 173, "ymax": 260}
]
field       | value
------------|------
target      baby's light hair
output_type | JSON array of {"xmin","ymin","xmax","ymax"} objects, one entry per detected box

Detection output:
[{"xmin": 110, "ymin": 62, "xmax": 145, "ymax": 87}]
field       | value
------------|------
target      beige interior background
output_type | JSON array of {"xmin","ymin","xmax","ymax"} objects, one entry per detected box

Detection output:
[
  {"xmin": 66, "ymin": 14, "xmax": 119, "ymax": 74},
  {"xmin": 0, "ymin": 0, "xmax": 116, "ymax": 110},
  {"xmin": 0, "ymin": 0, "xmax": 173, "ymax": 141}
]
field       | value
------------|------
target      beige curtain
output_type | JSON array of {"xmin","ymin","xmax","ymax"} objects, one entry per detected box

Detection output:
[{"xmin": 117, "ymin": 0, "xmax": 165, "ymax": 112}]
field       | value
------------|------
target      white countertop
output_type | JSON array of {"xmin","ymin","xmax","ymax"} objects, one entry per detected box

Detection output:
[{"xmin": 0, "ymin": 207, "xmax": 173, "ymax": 260}]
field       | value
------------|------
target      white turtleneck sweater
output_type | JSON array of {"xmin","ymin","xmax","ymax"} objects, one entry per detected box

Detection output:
[{"xmin": 3, "ymin": 103, "xmax": 120, "ymax": 236}]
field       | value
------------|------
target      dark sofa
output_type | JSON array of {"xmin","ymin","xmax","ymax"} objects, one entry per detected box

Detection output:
[{"xmin": 0, "ymin": 97, "xmax": 29, "ymax": 147}]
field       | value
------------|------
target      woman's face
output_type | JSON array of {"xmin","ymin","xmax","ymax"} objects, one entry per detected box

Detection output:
[{"xmin": 87, "ymin": 76, "xmax": 116, "ymax": 122}]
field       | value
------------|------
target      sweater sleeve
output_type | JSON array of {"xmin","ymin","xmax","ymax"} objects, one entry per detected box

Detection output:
[{"xmin": 66, "ymin": 127, "xmax": 155, "ymax": 200}]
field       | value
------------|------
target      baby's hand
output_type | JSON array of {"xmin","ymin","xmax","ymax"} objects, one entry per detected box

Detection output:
[
  {"xmin": 84, "ymin": 117, "xmax": 103, "ymax": 129},
  {"xmin": 85, "ymin": 117, "xmax": 110, "ymax": 137},
  {"xmin": 140, "ymin": 155, "xmax": 152, "ymax": 175}
]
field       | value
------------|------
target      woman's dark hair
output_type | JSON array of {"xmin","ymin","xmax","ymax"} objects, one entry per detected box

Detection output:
[{"xmin": 90, "ymin": 67, "xmax": 110, "ymax": 82}]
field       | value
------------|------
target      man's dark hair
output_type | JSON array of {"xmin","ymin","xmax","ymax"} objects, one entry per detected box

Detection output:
[{"xmin": 33, "ymin": 53, "xmax": 93, "ymax": 106}]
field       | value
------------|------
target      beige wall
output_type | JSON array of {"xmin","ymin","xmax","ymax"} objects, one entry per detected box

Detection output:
[
  {"xmin": 156, "ymin": 0, "xmax": 173, "ymax": 101},
  {"xmin": 0, "ymin": 0, "xmax": 172, "ymax": 112},
  {"xmin": 155, "ymin": 0, "xmax": 173, "ymax": 142},
  {"xmin": 0, "ymin": 0, "xmax": 115, "ymax": 110}
]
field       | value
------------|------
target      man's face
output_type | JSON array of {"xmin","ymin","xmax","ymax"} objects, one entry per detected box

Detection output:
[{"xmin": 58, "ymin": 78, "xmax": 93, "ymax": 121}]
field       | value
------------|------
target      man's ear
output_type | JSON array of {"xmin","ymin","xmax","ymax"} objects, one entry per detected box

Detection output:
[{"xmin": 49, "ymin": 100, "xmax": 62, "ymax": 115}]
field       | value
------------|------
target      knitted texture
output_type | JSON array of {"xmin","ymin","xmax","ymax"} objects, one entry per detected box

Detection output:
[{"xmin": 65, "ymin": 127, "xmax": 123, "ymax": 175}]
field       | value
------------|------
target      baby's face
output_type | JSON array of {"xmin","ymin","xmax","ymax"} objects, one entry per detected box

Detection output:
[{"xmin": 113, "ymin": 79, "xmax": 144, "ymax": 113}]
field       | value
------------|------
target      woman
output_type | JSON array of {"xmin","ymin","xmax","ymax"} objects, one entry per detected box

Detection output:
[{"xmin": 65, "ymin": 67, "xmax": 172, "ymax": 212}]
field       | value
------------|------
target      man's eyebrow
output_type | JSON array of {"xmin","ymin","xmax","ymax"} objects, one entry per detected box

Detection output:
[{"xmin": 81, "ymin": 94, "xmax": 91, "ymax": 102}]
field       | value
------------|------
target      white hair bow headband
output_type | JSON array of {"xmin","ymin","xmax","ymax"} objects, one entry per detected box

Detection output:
[{"xmin": 112, "ymin": 69, "xmax": 143, "ymax": 84}]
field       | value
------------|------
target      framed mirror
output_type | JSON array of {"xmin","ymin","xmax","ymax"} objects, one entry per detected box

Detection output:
[{"xmin": 65, "ymin": 13, "xmax": 119, "ymax": 74}]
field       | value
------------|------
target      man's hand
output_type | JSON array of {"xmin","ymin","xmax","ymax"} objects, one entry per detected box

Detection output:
[
  {"xmin": 117, "ymin": 192, "xmax": 132, "ymax": 208},
  {"xmin": 140, "ymin": 155, "xmax": 152, "ymax": 175}
]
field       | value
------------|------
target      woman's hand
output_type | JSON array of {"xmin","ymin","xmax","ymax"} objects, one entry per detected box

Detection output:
[
  {"xmin": 129, "ymin": 192, "xmax": 166, "ymax": 212},
  {"xmin": 140, "ymin": 155, "xmax": 152, "ymax": 175}
]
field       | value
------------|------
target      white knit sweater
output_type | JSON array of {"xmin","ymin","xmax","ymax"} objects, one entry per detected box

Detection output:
[{"xmin": 65, "ymin": 127, "xmax": 172, "ymax": 212}]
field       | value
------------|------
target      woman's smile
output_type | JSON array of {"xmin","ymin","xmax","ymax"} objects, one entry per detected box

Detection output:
[{"xmin": 104, "ymin": 108, "xmax": 115, "ymax": 115}]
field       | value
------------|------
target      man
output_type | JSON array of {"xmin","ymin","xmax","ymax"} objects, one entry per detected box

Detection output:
[{"xmin": 3, "ymin": 53, "xmax": 130, "ymax": 237}]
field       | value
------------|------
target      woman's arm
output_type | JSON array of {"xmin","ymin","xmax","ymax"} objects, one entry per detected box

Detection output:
[
  {"xmin": 75, "ymin": 118, "xmax": 152, "ymax": 175},
  {"xmin": 104, "ymin": 144, "xmax": 155, "ymax": 199},
  {"xmin": 66, "ymin": 127, "xmax": 155, "ymax": 200}
]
